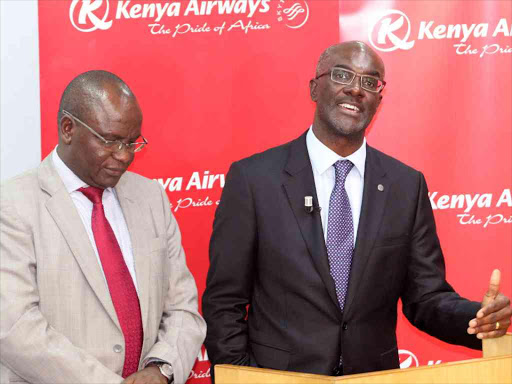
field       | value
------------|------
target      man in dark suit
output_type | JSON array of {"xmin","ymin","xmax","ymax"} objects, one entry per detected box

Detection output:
[{"xmin": 202, "ymin": 41, "xmax": 511, "ymax": 378}]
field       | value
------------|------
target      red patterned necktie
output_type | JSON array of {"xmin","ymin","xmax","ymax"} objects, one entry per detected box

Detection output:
[{"xmin": 79, "ymin": 186, "xmax": 143, "ymax": 378}]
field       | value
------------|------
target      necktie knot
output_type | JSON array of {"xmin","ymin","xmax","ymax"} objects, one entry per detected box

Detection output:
[
  {"xmin": 79, "ymin": 186, "xmax": 104, "ymax": 204},
  {"xmin": 333, "ymin": 160, "xmax": 354, "ymax": 184}
]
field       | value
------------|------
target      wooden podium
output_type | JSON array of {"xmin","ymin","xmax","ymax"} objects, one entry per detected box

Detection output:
[{"xmin": 215, "ymin": 333, "xmax": 512, "ymax": 384}]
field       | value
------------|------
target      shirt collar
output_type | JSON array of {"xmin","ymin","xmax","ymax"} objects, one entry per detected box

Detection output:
[
  {"xmin": 52, "ymin": 146, "xmax": 114, "ymax": 195},
  {"xmin": 306, "ymin": 126, "xmax": 366, "ymax": 178}
]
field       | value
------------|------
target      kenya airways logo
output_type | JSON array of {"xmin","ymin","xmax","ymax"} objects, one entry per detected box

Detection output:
[
  {"xmin": 70, "ymin": 0, "xmax": 112, "ymax": 32},
  {"xmin": 69, "ymin": 0, "xmax": 310, "ymax": 36},
  {"xmin": 369, "ymin": 10, "xmax": 415, "ymax": 52}
]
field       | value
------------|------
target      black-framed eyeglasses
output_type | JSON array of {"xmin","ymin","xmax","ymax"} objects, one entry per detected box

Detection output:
[
  {"xmin": 62, "ymin": 110, "xmax": 148, "ymax": 153},
  {"xmin": 316, "ymin": 67, "xmax": 386, "ymax": 93}
]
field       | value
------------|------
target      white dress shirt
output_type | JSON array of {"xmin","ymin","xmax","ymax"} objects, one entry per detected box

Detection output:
[
  {"xmin": 52, "ymin": 147, "xmax": 138, "ymax": 292},
  {"xmin": 306, "ymin": 127, "xmax": 366, "ymax": 245}
]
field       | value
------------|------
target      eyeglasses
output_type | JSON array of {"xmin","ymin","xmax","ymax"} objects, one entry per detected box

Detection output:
[
  {"xmin": 62, "ymin": 110, "xmax": 148, "ymax": 153},
  {"xmin": 315, "ymin": 67, "xmax": 386, "ymax": 93}
]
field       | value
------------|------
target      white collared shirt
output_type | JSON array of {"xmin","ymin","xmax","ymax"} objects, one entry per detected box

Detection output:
[
  {"xmin": 52, "ymin": 147, "xmax": 138, "ymax": 292},
  {"xmin": 306, "ymin": 127, "xmax": 366, "ymax": 245}
]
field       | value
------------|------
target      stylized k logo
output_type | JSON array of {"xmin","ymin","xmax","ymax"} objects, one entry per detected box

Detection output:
[
  {"xmin": 70, "ymin": 0, "xmax": 112, "ymax": 32},
  {"xmin": 369, "ymin": 10, "xmax": 415, "ymax": 52},
  {"xmin": 398, "ymin": 349, "xmax": 419, "ymax": 369}
]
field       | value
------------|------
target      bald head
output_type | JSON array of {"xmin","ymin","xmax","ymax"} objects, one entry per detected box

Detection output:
[
  {"xmin": 56, "ymin": 70, "xmax": 143, "ymax": 189},
  {"xmin": 58, "ymin": 70, "xmax": 138, "ymax": 126},
  {"xmin": 315, "ymin": 41, "xmax": 385, "ymax": 79}
]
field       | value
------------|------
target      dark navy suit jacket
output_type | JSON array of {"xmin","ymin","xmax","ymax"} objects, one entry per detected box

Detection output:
[{"xmin": 203, "ymin": 132, "xmax": 481, "ymax": 377}]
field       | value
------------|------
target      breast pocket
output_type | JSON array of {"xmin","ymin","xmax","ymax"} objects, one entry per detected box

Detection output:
[{"xmin": 373, "ymin": 235, "xmax": 410, "ymax": 248}]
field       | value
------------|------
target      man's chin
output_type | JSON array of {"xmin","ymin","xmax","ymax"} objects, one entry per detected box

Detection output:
[
  {"xmin": 331, "ymin": 124, "xmax": 366, "ymax": 139},
  {"xmin": 329, "ymin": 114, "xmax": 368, "ymax": 136},
  {"xmin": 91, "ymin": 175, "xmax": 123, "ymax": 189}
]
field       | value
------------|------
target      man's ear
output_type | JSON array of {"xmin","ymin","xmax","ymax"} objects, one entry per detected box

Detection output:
[
  {"xmin": 309, "ymin": 79, "xmax": 318, "ymax": 102},
  {"xmin": 59, "ymin": 116, "xmax": 74, "ymax": 145}
]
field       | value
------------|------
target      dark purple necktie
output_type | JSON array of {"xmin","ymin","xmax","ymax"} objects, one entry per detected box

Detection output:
[
  {"xmin": 79, "ymin": 186, "xmax": 143, "ymax": 378},
  {"xmin": 326, "ymin": 160, "xmax": 355, "ymax": 312}
]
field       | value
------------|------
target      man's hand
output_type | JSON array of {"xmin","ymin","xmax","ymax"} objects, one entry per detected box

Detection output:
[
  {"xmin": 467, "ymin": 269, "xmax": 512, "ymax": 339},
  {"xmin": 122, "ymin": 366, "xmax": 168, "ymax": 384}
]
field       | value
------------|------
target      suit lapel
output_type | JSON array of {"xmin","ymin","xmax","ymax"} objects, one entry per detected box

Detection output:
[
  {"xmin": 39, "ymin": 156, "xmax": 120, "ymax": 329},
  {"xmin": 115, "ymin": 178, "xmax": 151, "ymax": 336},
  {"xmin": 344, "ymin": 146, "xmax": 389, "ymax": 316},
  {"xmin": 282, "ymin": 133, "xmax": 342, "ymax": 318}
]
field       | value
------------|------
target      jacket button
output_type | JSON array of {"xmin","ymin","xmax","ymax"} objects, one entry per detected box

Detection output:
[
  {"xmin": 342, "ymin": 322, "xmax": 348, "ymax": 331},
  {"xmin": 113, "ymin": 344, "xmax": 123, "ymax": 353}
]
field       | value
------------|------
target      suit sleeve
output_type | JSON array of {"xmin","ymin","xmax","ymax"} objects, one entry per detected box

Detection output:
[
  {"xmin": 0, "ymin": 198, "xmax": 124, "ymax": 384},
  {"xmin": 202, "ymin": 161, "xmax": 258, "ymax": 367},
  {"xmin": 142, "ymin": 183, "xmax": 207, "ymax": 384},
  {"xmin": 401, "ymin": 172, "xmax": 482, "ymax": 350}
]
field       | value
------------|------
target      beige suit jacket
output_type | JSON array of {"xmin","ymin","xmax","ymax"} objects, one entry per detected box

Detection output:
[{"xmin": 0, "ymin": 155, "xmax": 206, "ymax": 384}]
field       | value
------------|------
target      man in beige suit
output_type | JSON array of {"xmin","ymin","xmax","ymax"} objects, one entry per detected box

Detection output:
[{"xmin": 0, "ymin": 71, "xmax": 206, "ymax": 384}]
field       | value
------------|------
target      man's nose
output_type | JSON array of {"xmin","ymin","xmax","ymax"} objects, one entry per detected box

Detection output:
[
  {"xmin": 112, "ymin": 146, "xmax": 134, "ymax": 163},
  {"xmin": 343, "ymin": 75, "xmax": 364, "ymax": 97}
]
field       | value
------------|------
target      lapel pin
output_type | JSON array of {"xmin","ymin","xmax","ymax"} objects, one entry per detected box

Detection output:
[{"xmin": 378, "ymin": 184, "xmax": 384, "ymax": 192}]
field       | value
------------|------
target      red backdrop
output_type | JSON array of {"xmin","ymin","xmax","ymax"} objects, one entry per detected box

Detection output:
[
  {"xmin": 38, "ymin": 0, "xmax": 511, "ymax": 381},
  {"xmin": 339, "ymin": 0, "xmax": 512, "ymax": 368}
]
